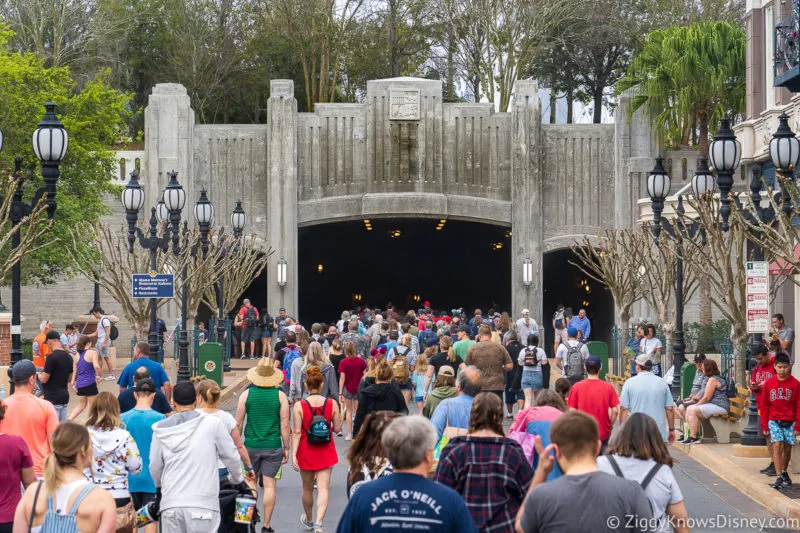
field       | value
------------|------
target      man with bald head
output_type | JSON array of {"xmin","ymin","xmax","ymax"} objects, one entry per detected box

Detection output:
[{"xmin": 430, "ymin": 366, "xmax": 482, "ymax": 439}]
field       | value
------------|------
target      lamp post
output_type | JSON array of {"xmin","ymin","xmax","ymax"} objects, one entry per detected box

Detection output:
[
  {"xmin": 730, "ymin": 112, "xmax": 800, "ymax": 446},
  {"xmin": 121, "ymin": 170, "xmax": 173, "ymax": 362},
  {"xmin": 161, "ymin": 174, "xmax": 189, "ymax": 381},
  {"xmin": 7, "ymin": 102, "xmax": 68, "ymax": 371},
  {"xmin": 219, "ymin": 200, "xmax": 247, "ymax": 372},
  {"xmin": 709, "ymin": 117, "xmax": 742, "ymax": 232},
  {"xmin": 648, "ymin": 158, "xmax": 713, "ymax": 398}
]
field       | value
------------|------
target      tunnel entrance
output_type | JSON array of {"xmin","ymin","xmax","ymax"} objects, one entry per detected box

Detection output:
[
  {"xmin": 298, "ymin": 219, "xmax": 511, "ymax": 324},
  {"xmin": 543, "ymin": 248, "xmax": 614, "ymax": 353}
]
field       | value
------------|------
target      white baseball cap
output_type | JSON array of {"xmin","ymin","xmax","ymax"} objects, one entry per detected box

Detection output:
[{"xmin": 521, "ymin": 309, "xmax": 530, "ymax": 315}]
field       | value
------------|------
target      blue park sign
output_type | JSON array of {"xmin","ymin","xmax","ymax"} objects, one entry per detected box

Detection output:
[{"xmin": 132, "ymin": 273, "xmax": 175, "ymax": 299}]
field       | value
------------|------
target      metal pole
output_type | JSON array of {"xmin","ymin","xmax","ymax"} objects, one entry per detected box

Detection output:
[
  {"xmin": 219, "ymin": 274, "xmax": 229, "ymax": 372},
  {"xmin": 93, "ymin": 279, "xmax": 101, "ymax": 311},
  {"xmin": 8, "ymin": 168, "xmax": 22, "ymax": 394},
  {"xmin": 671, "ymin": 236, "xmax": 685, "ymax": 400},
  {"xmin": 147, "ymin": 209, "xmax": 161, "ymax": 362},
  {"xmin": 177, "ymin": 261, "xmax": 190, "ymax": 383}
]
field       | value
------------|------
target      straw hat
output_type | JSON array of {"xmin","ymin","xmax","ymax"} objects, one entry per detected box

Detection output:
[{"xmin": 247, "ymin": 357, "xmax": 284, "ymax": 388}]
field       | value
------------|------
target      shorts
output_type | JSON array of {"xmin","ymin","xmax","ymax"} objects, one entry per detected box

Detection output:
[
  {"xmin": 131, "ymin": 491, "xmax": 156, "ymax": 510},
  {"xmin": 97, "ymin": 344, "xmax": 109, "ymax": 357},
  {"xmin": 415, "ymin": 395, "xmax": 424, "ymax": 403},
  {"xmin": 77, "ymin": 383, "xmax": 98, "ymax": 397},
  {"xmin": 248, "ymin": 447, "xmax": 284, "ymax": 479},
  {"xmin": 487, "ymin": 390, "xmax": 504, "ymax": 403},
  {"xmin": 555, "ymin": 328, "xmax": 568, "ymax": 344},
  {"xmin": 242, "ymin": 327, "xmax": 260, "ymax": 343},
  {"xmin": 262, "ymin": 329, "xmax": 273, "ymax": 339},
  {"xmin": 698, "ymin": 403, "xmax": 728, "ymax": 418},
  {"xmin": 342, "ymin": 388, "xmax": 358, "ymax": 400},
  {"xmin": 521, "ymin": 369, "xmax": 544, "ymax": 391},
  {"xmin": 769, "ymin": 420, "xmax": 797, "ymax": 445},
  {"xmin": 398, "ymin": 380, "xmax": 413, "ymax": 391},
  {"xmin": 504, "ymin": 388, "xmax": 523, "ymax": 404}
]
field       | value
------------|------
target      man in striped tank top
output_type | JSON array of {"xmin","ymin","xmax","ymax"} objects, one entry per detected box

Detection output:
[{"xmin": 236, "ymin": 357, "xmax": 290, "ymax": 533}]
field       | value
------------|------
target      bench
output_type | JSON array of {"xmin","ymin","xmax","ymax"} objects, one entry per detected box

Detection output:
[{"xmin": 700, "ymin": 385, "xmax": 749, "ymax": 444}]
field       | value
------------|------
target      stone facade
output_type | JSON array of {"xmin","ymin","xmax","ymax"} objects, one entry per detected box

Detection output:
[{"xmin": 13, "ymin": 76, "xmax": 668, "ymax": 350}]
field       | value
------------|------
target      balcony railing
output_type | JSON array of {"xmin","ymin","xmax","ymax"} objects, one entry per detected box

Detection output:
[{"xmin": 775, "ymin": 10, "xmax": 800, "ymax": 91}]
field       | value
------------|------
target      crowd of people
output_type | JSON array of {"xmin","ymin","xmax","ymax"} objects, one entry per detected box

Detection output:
[{"xmin": 4, "ymin": 300, "xmax": 797, "ymax": 532}]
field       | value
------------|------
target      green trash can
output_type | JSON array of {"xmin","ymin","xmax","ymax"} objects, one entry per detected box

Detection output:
[
  {"xmin": 585, "ymin": 341, "xmax": 609, "ymax": 381},
  {"xmin": 198, "ymin": 342, "xmax": 223, "ymax": 387},
  {"xmin": 680, "ymin": 361, "xmax": 696, "ymax": 399}
]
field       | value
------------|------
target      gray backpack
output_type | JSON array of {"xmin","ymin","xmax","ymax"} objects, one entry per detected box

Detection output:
[{"xmin": 565, "ymin": 342, "xmax": 585, "ymax": 380}]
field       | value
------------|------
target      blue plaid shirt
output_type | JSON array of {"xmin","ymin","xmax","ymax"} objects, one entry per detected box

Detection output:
[{"xmin": 434, "ymin": 436, "xmax": 533, "ymax": 532}]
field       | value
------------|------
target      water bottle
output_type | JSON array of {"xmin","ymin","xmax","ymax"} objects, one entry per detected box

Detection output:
[{"xmin": 0, "ymin": 384, "xmax": 6, "ymax": 400}]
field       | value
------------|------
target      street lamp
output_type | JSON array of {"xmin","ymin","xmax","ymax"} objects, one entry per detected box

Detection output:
[
  {"xmin": 231, "ymin": 200, "xmax": 246, "ymax": 238},
  {"xmin": 194, "ymin": 189, "xmax": 214, "ymax": 257},
  {"xmin": 163, "ymin": 177, "xmax": 190, "ymax": 383},
  {"xmin": 218, "ymin": 201, "xmax": 246, "ymax": 372},
  {"xmin": 709, "ymin": 117, "xmax": 742, "ymax": 232},
  {"xmin": 647, "ymin": 159, "xmax": 705, "ymax": 399},
  {"xmin": 121, "ymin": 170, "xmax": 170, "ymax": 363},
  {"xmin": 522, "ymin": 257, "xmax": 533, "ymax": 287},
  {"xmin": 7, "ymin": 102, "xmax": 68, "ymax": 371},
  {"xmin": 769, "ymin": 112, "xmax": 800, "ymax": 217},
  {"xmin": 277, "ymin": 258, "xmax": 287, "ymax": 287}
]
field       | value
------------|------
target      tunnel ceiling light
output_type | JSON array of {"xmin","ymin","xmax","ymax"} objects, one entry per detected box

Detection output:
[
  {"xmin": 505, "ymin": 230, "xmax": 512, "ymax": 238},
  {"xmin": 491, "ymin": 242, "xmax": 503, "ymax": 250},
  {"xmin": 317, "ymin": 263, "xmax": 324, "ymax": 274},
  {"xmin": 390, "ymin": 229, "xmax": 402, "ymax": 239}
]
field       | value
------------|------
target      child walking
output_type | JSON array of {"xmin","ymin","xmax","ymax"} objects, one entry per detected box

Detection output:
[{"xmin": 762, "ymin": 352, "xmax": 800, "ymax": 490}]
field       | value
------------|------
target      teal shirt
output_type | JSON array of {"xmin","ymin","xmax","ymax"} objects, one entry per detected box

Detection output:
[{"xmin": 121, "ymin": 408, "xmax": 166, "ymax": 493}]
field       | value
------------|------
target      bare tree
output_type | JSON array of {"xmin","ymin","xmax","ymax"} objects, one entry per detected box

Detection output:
[
  {"xmin": 0, "ymin": 169, "xmax": 53, "ymax": 282},
  {"xmin": 683, "ymin": 194, "xmax": 787, "ymax": 381},
  {"xmin": 569, "ymin": 229, "xmax": 645, "ymax": 329},
  {"xmin": 200, "ymin": 233, "xmax": 272, "ymax": 316},
  {"xmin": 621, "ymin": 223, "xmax": 700, "ymax": 366}
]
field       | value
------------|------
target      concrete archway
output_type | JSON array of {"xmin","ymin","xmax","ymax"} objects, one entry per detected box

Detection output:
[{"xmin": 542, "ymin": 247, "xmax": 614, "ymax": 353}]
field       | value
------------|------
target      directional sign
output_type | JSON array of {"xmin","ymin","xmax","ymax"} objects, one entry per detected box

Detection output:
[
  {"xmin": 132, "ymin": 273, "xmax": 175, "ymax": 299},
  {"xmin": 746, "ymin": 261, "xmax": 770, "ymax": 334}
]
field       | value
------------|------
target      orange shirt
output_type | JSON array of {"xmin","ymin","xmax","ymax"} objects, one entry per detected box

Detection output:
[
  {"xmin": 32, "ymin": 332, "xmax": 51, "ymax": 368},
  {"xmin": 0, "ymin": 393, "xmax": 58, "ymax": 476}
]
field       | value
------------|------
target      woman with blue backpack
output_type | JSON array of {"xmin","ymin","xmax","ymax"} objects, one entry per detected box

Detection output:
[{"xmin": 292, "ymin": 366, "xmax": 342, "ymax": 533}]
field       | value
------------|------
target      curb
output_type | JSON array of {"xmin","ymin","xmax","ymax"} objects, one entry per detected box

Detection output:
[
  {"xmin": 674, "ymin": 444, "xmax": 800, "ymax": 521},
  {"xmin": 219, "ymin": 373, "xmax": 251, "ymax": 406}
]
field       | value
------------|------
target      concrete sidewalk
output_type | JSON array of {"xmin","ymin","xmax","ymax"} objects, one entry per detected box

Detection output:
[{"xmin": 675, "ymin": 442, "xmax": 800, "ymax": 521}]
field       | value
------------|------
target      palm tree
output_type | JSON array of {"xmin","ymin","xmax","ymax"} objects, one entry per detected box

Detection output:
[{"xmin": 617, "ymin": 21, "xmax": 745, "ymax": 157}]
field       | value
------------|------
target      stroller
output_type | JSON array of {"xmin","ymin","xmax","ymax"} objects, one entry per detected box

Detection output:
[{"xmin": 218, "ymin": 481, "xmax": 260, "ymax": 533}]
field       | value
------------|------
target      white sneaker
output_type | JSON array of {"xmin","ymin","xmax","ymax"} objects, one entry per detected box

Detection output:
[
  {"xmin": 104, "ymin": 374, "xmax": 116, "ymax": 381},
  {"xmin": 345, "ymin": 434, "xmax": 352, "ymax": 441}
]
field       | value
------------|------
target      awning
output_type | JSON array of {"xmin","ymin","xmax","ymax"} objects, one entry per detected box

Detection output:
[{"xmin": 770, "ymin": 243, "xmax": 800, "ymax": 276}]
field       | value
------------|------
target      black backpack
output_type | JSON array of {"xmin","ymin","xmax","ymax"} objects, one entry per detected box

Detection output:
[
  {"xmin": 245, "ymin": 307, "xmax": 259, "ymax": 328},
  {"xmin": 304, "ymin": 398, "xmax": 331, "ymax": 445},
  {"xmin": 262, "ymin": 313, "xmax": 276, "ymax": 333},
  {"xmin": 109, "ymin": 324, "xmax": 119, "ymax": 341}
]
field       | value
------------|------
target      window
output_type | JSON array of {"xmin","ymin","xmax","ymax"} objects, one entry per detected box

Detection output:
[{"xmin": 766, "ymin": 4, "xmax": 775, "ymax": 109}]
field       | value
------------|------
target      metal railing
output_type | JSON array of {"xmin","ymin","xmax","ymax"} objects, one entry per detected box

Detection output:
[
  {"xmin": 208, "ymin": 317, "xmax": 232, "ymax": 369},
  {"xmin": 775, "ymin": 10, "xmax": 800, "ymax": 83},
  {"xmin": 610, "ymin": 324, "xmax": 735, "ymax": 381}
]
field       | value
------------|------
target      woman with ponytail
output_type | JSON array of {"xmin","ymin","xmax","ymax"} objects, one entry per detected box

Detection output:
[
  {"xmin": 85, "ymin": 392, "xmax": 141, "ymax": 532},
  {"xmin": 292, "ymin": 365, "xmax": 341, "ymax": 533},
  {"xmin": 196, "ymin": 379, "xmax": 254, "ymax": 482},
  {"xmin": 13, "ymin": 422, "xmax": 116, "ymax": 533}
]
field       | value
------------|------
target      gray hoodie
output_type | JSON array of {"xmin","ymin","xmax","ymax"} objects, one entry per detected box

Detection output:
[
  {"xmin": 149, "ymin": 410, "xmax": 243, "ymax": 513},
  {"xmin": 291, "ymin": 362, "xmax": 339, "ymax": 401}
]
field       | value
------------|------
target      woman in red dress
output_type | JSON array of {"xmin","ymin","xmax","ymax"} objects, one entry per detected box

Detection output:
[{"xmin": 292, "ymin": 365, "xmax": 342, "ymax": 533}]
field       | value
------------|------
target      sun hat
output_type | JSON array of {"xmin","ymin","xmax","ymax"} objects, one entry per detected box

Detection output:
[{"xmin": 247, "ymin": 357, "xmax": 284, "ymax": 388}]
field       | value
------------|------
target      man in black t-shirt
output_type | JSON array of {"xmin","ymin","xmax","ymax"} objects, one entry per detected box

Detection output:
[
  {"xmin": 504, "ymin": 331, "xmax": 525, "ymax": 419},
  {"xmin": 39, "ymin": 330, "xmax": 74, "ymax": 422},
  {"xmin": 118, "ymin": 367, "xmax": 173, "ymax": 415}
]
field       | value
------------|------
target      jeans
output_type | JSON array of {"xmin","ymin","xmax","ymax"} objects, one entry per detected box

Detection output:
[{"xmin": 53, "ymin": 404, "xmax": 68, "ymax": 423}]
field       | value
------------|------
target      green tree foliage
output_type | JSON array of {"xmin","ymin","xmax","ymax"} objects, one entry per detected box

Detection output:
[
  {"xmin": 616, "ymin": 21, "xmax": 745, "ymax": 155},
  {"xmin": 0, "ymin": 24, "xmax": 130, "ymax": 284}
]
